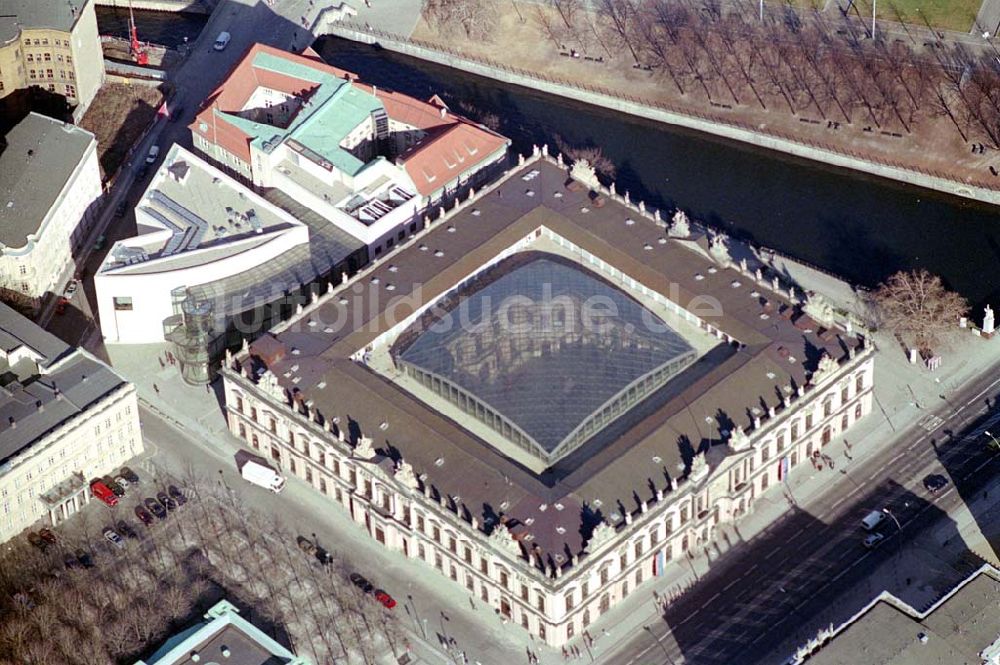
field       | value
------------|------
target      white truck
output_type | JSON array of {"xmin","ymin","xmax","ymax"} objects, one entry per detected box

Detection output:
[{"xmin": 240, "ymin": 460, "xmax": 286, "ymax": 492}]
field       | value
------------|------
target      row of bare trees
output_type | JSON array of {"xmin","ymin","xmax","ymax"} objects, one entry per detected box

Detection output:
[
  {"xmin": 426, "ymin": 0, "xmax": 1000, "ymax": 149},
  {"xmin": 0, "ymin": 467, "xmax": 401, "ymax": 665}
]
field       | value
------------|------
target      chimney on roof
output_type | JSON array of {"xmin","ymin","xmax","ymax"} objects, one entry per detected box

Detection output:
[
  {"xmin": 440, "ymin": 106, "xmax": 446, "ymax": 119},
  {"xmin": 7, "ymin": 416, "xmax": 14, "ymax": 429},
  {"xmin": 36, "ymin": 400, "xmax": 43, "ymax": 413}
]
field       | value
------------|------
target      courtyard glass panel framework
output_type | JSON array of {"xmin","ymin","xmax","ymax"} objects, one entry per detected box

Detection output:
[{"xmin": 393, "ymin": 253, "xmax": 697, "ymax": 463}]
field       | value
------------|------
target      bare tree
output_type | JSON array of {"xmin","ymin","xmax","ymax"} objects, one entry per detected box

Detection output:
[
  {"xmin": 871, "ymin": 269, "xmax": 968, "ymax": 354},
  {"xmin": 423, "ymin": 0, "xmax": 497, "ymax": 41}
]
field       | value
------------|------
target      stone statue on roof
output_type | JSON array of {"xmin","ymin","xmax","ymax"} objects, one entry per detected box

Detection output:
[
  {"xmin": 489, "ymin": 524, "xmax": 523, "ymax": 558},
  {"xmin": 585, "ymin": 520, "xmax": 617, "ymax": 553},
  {"xmin": 689, "ymin": 450, "xmax": 709, "ymax": 482},
  {"xmin": 728, "ymin": 426, "xmax": 751, "ymax": 452},
  {"xmin": 353, "ymin": 435, "xmax": 376, "ymax": 460},
  {"xmin": 809, "ymin": 352, "xmax": 840, "ymax": 386},
  {"xmin": 258, "ymin": 369, "xmax": 286, "ymax": 402},
  {"xmin": 803, "ymin": 291, "xmax": 835, "ymax": 326},
  {"xmin": 394, "ymin": 459, "xmax": 419, "ymax": 491},
  {"xmin": 670, "ymin": 210, "xmax": 691, "ymax": 238},
  {"xmin": 708, "ymin": 231, "xmax": 731, "ymax": 265},
  {"xmin": 570, "ymin": 159, "xmax": 600, "ymax": 191}
]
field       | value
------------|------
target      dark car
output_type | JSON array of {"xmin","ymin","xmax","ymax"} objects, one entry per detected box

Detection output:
[
  {"xmin": 119, "ymin": 467, "xmax": 140, "ymax": 484},
  {"xmin": 923, "ymin": 474, "xmax": 949, "ymax": 493},
  {"xmin": 169, "ymin": 104, "xmax": 185, "ymax": 122},
  {"xmin": 38, "ymin": 528, "xmax": 57, "ymax": 545},
  {"xmin": 374, "ymin": 589, "xmax": 396, "ymax": 609},
  {"xmin": 75, "ymin": 549, "xmax": 95, "ymax": 568},
  {"xmin": 102, "ymin": 475, "xmax": 126, "ymax": 497},
  {"xmin": 116, "ymin": 520, "xmax": 138, "ymax": 539},
  {"xmin": 144, "ymin": 498, "xmax": 167, "ymax": 520},
  {"xmin": 349, "ymin": 573, "xmax": 374, "ymax": 594},
  {"xmin": 167, "ymin": 485, "xmax": 187, "ymax": 505},
  {"xmin": 114, "ymin": 201, "xmax": 128, "ymax": 218},
  {"xmin": 315, "ymin": 546, "xmax": 334, "ymax": 566},
  {"xmin": 297, "ymin": 536, "xmax": 317, "ymax": 556},
  {"xmin": 156, "ymin": 491, "xmax": 177, "ymax": 511},
  {"xmin": 134, "ymin": 506, "xmax": 154, "ymax": 526},
  {"xmin": 28, "ymin": 532, "xmax": 48, "ymax": 552}
]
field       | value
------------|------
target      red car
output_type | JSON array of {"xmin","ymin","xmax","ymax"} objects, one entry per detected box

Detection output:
[
  {"xmin": 374, "ymin": 590, "xmax": 396, "ymax": 609},
  {"xmin": 55, "ymin": 297, "xmax": 69, "ymax": 315},
  {"xmin": 134, "ymin": 506, "xmax": 154, "ymax": 526},
  {"xmin": 90, "ymin": 481, "xmax": 118, "ymax": 507}
]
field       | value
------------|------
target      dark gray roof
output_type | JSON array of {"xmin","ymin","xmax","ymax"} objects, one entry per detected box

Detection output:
[
  {"xmin": 0, "ymin": 113, "xmax": 95, "ymax": 248},
  {"xmin": 0, "ymin": 303, "xmax": 128, "ymax": 466},
  {"xmin": 803, "ymin": 567, "xmax": 1000, "ymax": 665},
  {"xmin": 0, "ymin": 0, "xmax": 90, "ymax": 43},
  {"xmin": 396, "ymin": 252, "xmax": 695, "ymax": 455}
]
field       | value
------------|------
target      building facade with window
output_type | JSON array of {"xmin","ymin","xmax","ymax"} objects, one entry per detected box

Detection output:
[
  {"xmin": 94, "ymin": 144, "xmax": 365, "ymax": 383},
  {"xmin": 0, "ymin": 0, "xmax": 105, "ymax": 119},
  {"xmin": 190, "ymin": 44, "xmax": 510, "ymax": 259},
  {"xmin": 221, "ymin": 153, "xmax": 875, "ymax": 647},
  {"xmin": 0, "ymin": 302, "xmax": 142, "ymax": 543},
  {"xmin": 0, "ymin": 112, "xmax": 100, "ymax": 306}
]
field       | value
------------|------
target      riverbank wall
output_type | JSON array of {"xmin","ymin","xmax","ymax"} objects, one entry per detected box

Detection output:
[
  {"xmin": 94, "ymin": 0, "xmax": 212, "ymax": 14},
  {"xmin": 323, "ymin": 23, "xmax": 1000, "ymax": 207}
]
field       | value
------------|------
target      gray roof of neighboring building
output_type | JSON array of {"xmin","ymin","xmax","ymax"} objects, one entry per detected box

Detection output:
[
  {"xmin": 0, "ymin": 0, "xmax": 90, "ymax": 43},
  {"xmin": 240, "ymin": 158, "xmax": 865, "ymax": 560},
  {"xmin": 800, "ymin": 565, "xmax": 1000, "ymax": 665},
  {"xmin": 0, "ymin": 112, "xmax": 96, "ymax": 249},
  {"xmin": 0, "ymin": 302, "xmax": 128, "ymax": 467}
]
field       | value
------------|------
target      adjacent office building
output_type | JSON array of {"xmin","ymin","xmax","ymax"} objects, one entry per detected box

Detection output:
[
  {"xmin": 0, "ymin": 112, "xmax": 101, "ymax": 307},
  {"xmin": 0, "ymin": 0, "xmax": 105, "ymax": 118},
  {"xmin": 0, "ymin": 302, "xmax": 142, "ymax": 543},
  {"xmin": 190, "ymin": 44, "xmax": 510, "ymax": 258}
]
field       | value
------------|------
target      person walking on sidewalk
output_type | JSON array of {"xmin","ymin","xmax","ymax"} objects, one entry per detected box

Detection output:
[{"xmin": 153, "ymin": 383, "xmax": 160, "ymax": 395}]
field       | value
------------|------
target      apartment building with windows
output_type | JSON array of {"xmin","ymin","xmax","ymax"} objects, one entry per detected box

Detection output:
[
  {"xmin": 221, "ymin": 153, "xmax": 875, "ymax": 647},
  {"xmin": 0, "ymin": 112, "xmax": 101, "ymax": 306},
  {"xmin": 190, "ymin": 44, "xmax": 510, "ymax": 259},
  {"xmin": 0, "ymin": 302, "xmax": 142, "ymax": 543},
  {"xmin": 0, "ymin": 0, "xmax": 105, "ymax": 118}
]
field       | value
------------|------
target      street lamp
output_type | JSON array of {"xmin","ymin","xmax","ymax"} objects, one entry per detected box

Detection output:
[
  {"xmin": 882, "ymin": 506, "xmax": 901, "ymax": 531},
  {"xmin": 985, "ymin": 430, "xmax": 1000, "ymax": 450},
  {"xmin": 643, "ymin": 625, "xmax": 676, "ymax": 665}
]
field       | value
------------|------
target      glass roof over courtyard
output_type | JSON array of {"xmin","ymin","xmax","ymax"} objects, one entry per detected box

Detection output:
[{"xmin": 394, "ymin": 253, "xmax": 697, "ymax": 460}]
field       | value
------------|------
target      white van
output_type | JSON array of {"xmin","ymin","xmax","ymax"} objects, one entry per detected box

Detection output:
[
  {"xmin": 213, "ymin": 31, "xmax": 231, "ymax": 51},
  {"xmin": 861, "ymin": 510, "xmax": 886, "ymax": 531}
]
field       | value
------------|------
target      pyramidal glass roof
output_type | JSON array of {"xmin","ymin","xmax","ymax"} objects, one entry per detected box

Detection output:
[{"xmin": 395, "ymin": 253, "xmax": 696, "ymax": 458}]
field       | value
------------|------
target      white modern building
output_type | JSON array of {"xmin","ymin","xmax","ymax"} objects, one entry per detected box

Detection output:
[
  {"xmin": 0, "ymin": 302, "xmax": 142, "ymax": 543},
  {"xmin": 95, "ymin": 144, "xmax": 364, "ymax": 383},
  {"xmin": 191, "ymin": 44, "xmax": 510, "ymax": 259},
  {"xmin": 0, "ymin": 112, "xmax": 100, "ymax": 306}
]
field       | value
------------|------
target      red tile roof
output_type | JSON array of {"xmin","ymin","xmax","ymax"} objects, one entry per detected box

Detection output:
[{"xmin": 400, "ymin": 121, "xmax": 510, "ymax": 196}]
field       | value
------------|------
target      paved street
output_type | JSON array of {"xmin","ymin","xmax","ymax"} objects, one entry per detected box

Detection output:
[{"xmin": 603, "ymin": 362, "xmax": 1000, "ymax": 665}]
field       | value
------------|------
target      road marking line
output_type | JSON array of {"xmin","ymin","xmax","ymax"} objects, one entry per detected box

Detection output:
[{"xmin": 723, "ymin": 579, "xmax": 740, "ymax": 591}]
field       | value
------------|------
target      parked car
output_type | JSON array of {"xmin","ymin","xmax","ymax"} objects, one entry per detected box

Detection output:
[
  {"xmin": 156, "ymin": 491, "xmax": 177, "ymax": 511},
  {"xmin": 169, "ymin": 103, "xmax": 185, "ymax": 122},
  {"xmin": 860, "ymin": 510, "xmax": 886, "ymax": 531},
  {"xmin": 103, "ymin": 528, "xmax": 125, "ymax": 550},
  {"xmin": 55, "ymin": 297, "xmax": 70, "ymax": 315},
  {"xmin": 116, "ymin": 520, "xmax": 138, "ymax": 540},
  {"xmin": 144, "ymin": 497, "xmax": 168, "ymax": 520},
  {"xmin": 115, "ymin": 476, "xmax": 130, "ymax": 491},
  {"xmin": 863, "ymin": 532, "xmax": 885, "ymax": 549},
  {"xmin": 38, "ymin": 528, "xmax": 57, "ymax": 545},
  {"xmin": 75, "ymin": 549, "xmax": 95, "ymax": 568},
  {"xmin": 167, "ymin": 485, "xmax": 187, "ymax": 505},
  {"xmin": 120, "ymin": 467, "xmax": 140, "ymax": 484},
  {"xmin": 90, "ymin": 480, "xmax": 118, "ymax": 507},
  {"xmin": 28, "ymin": 532, "xmax": 48, "ymax": 552},
  {"xmin": 94, "ymin": 234, "xmax": 107, "ymax": 251},
  {"xmin": 145, "ymin": 145, "xmax": 160, "ymax": 164},
  {"xmin": 923, "ymin": 474, "xmax": 949, "ymax": 493},
  {"xmin": 349, "ymin": 573, "xmax": 374, "ymax": 594},
  {"xmin": 114, "ymin": 201, "xmax": 128, "ymax": 218},
  {"xmin": 63, "ymin": 280, "xmax": 78, "ymax": 297},
  {"xmin": 213, "ymin": 31, "xmax": 231, "ymax": 51},
  {"xmin": 374, "ymin": 590, "xmax": 396, "ymax": 609},
  {"xmin": 134, "ymin": 506, "xmax": 154, "ymax": 526},
  {"xmin": 297, "ymin": 536, "xmax": 317, "ymax": 556},
  {"xmin": 315, "ymin": 546, "xmax": 334, "ymax": 566},
  {"xmin": 103, "ymin": 475, "xmax": 126, "ymax": 497}
]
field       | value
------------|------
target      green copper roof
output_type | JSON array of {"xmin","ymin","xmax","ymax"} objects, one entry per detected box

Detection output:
[{"xmin": 220, "ymin": 51, "xmax": 387, "ymax": 177}]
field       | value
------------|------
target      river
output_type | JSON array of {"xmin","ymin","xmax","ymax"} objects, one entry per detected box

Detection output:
[{"xmin": 315, "ymin": 36, "xmax": 1000, "ymax": 311}]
